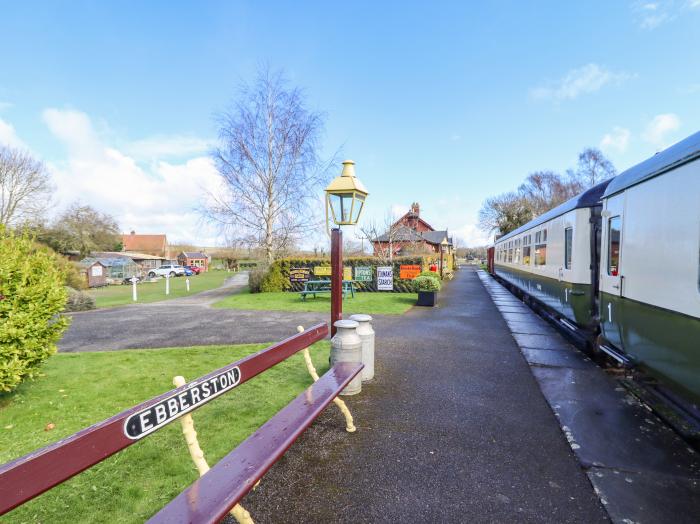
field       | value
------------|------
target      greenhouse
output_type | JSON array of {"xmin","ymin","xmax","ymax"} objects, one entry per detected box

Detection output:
[{"xmin": 79, "ymin": 255, "xmax": 141, "ymax": 281}]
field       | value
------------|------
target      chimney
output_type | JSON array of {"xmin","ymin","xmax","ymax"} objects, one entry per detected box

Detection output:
[
  {"xmin": 130, "ymin": 230, "xmax": 135, "ymax": 235},
  {"xmin": 411, "ymin": 202, "xmax": 420, "ymax": 216}
]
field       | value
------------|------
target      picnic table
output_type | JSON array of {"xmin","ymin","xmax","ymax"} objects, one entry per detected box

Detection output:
[{"xmin": 299, "ymin": 279, "xmax": 355, "ymax": 301}]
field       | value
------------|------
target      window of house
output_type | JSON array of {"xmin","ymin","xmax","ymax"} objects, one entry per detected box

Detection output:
[
  {"xmin": 608, "ymin": 216, "xmax": 621, "ymax": 276},
  {"xmin": 564, "ymin": 228, "xmax": 573, "ymax": 269}
]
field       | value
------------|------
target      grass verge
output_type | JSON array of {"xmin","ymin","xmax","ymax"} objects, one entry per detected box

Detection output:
[
  {"xmin": 0, "ymin": 341, "xmax": 331, "ymax": 523},
  {"xmin": 213, "ymin": 288, "xmax": 416, "ymax": 315},
  {"xmin": 87, "ymin": 270, "xmax": 232, "ymax": 308}
]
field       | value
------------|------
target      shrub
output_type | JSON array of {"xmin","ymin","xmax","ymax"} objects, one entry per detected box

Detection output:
[
  {"xmin": 419, "ymin": 270, "xmax": 441, "ymax": 280},
  {"xmin": 248, "ymin": 267, "xmax": 268, "ymax": 293},
  {"xmin": 0, "ymin": 228, "xmax": 70, "ymax": 392},
  {"xmin": 260, "ymin": 263, "xmax": 287, "ymax": 293},
  {"xmin": 64, "ymin": 287, "xmax": 96, "ymax": 311},
  {"xmin": 413, "ymin": 275, "xmax": 441, "ymax": 292}
]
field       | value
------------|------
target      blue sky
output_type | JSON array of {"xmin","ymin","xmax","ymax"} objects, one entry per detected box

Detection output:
[{"xmin": 1, "ymin": 1, "xmax": 699, "ymax": 247}]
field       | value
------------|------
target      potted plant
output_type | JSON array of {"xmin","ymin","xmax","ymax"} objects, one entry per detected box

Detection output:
[{"xmin": 414, "ymin": 274, "xmax": 441, "ymax": 307}]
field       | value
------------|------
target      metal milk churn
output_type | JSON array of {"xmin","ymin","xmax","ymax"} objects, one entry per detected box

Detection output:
[
  {"xmin": 349, "ymin": 314, "xmax": 375, "ymax": 381},
  {"xmin": 331, "ymin": 319, "xmax": 363, "ymax": 395}
]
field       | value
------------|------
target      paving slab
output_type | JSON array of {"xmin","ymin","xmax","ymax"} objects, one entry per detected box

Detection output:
[
  {"xmin": 521, "ymin": 347, "xmax": 593, "ymax": 369},
  {"xmin": 513, "ymin": 333, "xmax": 576, "ymax": 351}
]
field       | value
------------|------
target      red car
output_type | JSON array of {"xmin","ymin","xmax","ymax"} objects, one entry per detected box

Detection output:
[{"xmin": 185, "ymin": 265, "xmax": 203, "ymax": 274}]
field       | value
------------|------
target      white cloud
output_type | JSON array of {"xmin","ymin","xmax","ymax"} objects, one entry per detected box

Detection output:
[
  {"xmin": 530, "ymin": 64, "xmax": 632, "ymax": 101},
  {"xmin": 690, "ymin": 0, "xmax": 700, "ymax": 8},
  {"xmin": 124, "ymin": 135, "xmax": 212, "ymax": 161},
  {"xmin": 600, "ymin": 126, "xmax": 631, "ymax": 153},
  {"xmin": 0, "ymin": 116, "xmax": 28, "ymax": 149},
  {"xmin": 41, "ymin": 108, "xmax": 223, "ymax": 245},
  {"xmin": 642, "ymin": 113, "xmax": 681, "ymax": 148},
  {"xmin": 452, "ymin": 223, "xmax": 492, "ymax": 247}
]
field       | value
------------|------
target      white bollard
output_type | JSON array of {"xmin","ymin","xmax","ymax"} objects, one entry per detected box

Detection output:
[
  {"xmin": 131, "ymin": 277, "xmax": 138, "ymax": 302},
  {"xmin": 186, "ymin": 278, "xmax": 190, "ymax": 292},
  {"xmin": 165, "ymin": 274, "xmax": 170, "ymax": 295},
  {"xmin": 330, "ymin": 320, "xmax": 363, "ymax": 395},
  {"xmin": 350, "ymin": 314, "xmax": 375, "ymax": 381}
]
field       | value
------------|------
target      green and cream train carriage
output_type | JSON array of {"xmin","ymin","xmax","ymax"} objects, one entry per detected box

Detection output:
[
  {"xmin": 494, "ymin": 131, "xmax": 700, "ymax": 405},
  {"xmin": 598, "ymin": 131, "xmax": 700, "ymax": 404},
  {"xmin": 493, "ymin": 180, "xmax": 610, "ymax": 332}
]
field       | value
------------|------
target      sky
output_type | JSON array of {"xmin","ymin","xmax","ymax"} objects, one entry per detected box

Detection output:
[{"xmin": 1, "ymin": 1, "xmax": 699, "ymax": 248}]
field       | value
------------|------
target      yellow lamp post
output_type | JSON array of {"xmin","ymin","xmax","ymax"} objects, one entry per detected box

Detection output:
[
  {"xmin": 440, "ymin": 237, "xmax": 449, "ymax": 278},
  {"xmin": 325, "ymin": 160, "xmax": 369, "ymax": 335}
]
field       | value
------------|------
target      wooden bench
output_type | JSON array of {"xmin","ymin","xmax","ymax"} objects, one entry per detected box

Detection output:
[
  {"xmin": 0, "ymin": 323, "xmax": 362, "ymax": 521},
  {"xmin": 148, "ymin": 362, "xmax": 362, "ymax": 523},
  {"xmin": 299, "ymin": 279, "xmax": 355, "ymax": 301}
]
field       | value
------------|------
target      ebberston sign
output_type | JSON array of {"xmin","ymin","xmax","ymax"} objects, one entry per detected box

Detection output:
[{"xmin": 124, "ymin": 367, "xmax": 241, "ymax": 439}]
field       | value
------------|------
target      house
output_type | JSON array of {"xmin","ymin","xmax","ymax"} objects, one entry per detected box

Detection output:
[
  {"xmin": 82, "ymin": 260, "xmax": 107, "ymax": 288},
  {"xmin": 372, "ymin": 203, "xmax": 454, "ymax": 258},
  {"xmin": 122, "ymin": 231, "xmax": 169, "ymax": 259},
  {"xmin": 177, "ymin": 251, "xmax": 209, "ymax": 271}
]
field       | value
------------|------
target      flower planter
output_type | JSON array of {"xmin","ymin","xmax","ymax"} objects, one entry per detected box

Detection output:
[{"xmin": 416, "ymin": 290, "xmax": 438, "ymax": 307}]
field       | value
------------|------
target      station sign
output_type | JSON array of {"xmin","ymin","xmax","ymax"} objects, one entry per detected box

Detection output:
[
  {"xmin": 314, "ymin": 266, "xmax": 352, "ymax": 280},
  {"xmin": 399, "ymin": 264, "xmax": 421, "ymax": 279},
  {"xmin": 289, "ymin": 267, "xmax": 310, "ymax": 282},
  {"xmin": 377, "ymin": 266, "xmax": 393, "ymax": 290},
  {"xmin": 124, "ymin": 367, "xmax": 241, "ymax": 439},
  {"xmin": 354, "ymin": 266, "xmax": 373, "ymax": 282}
]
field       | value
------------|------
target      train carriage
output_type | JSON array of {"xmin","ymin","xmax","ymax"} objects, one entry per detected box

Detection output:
[
  {"xmin": 494, "ymin": 180, "xmax": 611, "ymax": 331},
  {"xmin": 599, "ymin": 131, "xmax": 700, "ymax": 403}
]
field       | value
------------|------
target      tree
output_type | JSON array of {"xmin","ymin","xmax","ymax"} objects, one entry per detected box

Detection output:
[
  {"xmin": 478, "ymin": 192, "xmax": 533, "ymax": 236},
  {"xmin": 205, "ymin": 68, "xmax": 329, "ymax": 264},
  {"xmin": 37, "ymin": 203, "xmax": 121, "ymax": 256},
  {"xmin": 570, "ymin": 147, "xmax": 616, "ymax": 188},
  {"xmin": 0, "ymin": 227, "xmax": 70, "ymax": 392},
  {"xmin": 359, "ymin": 209, "xmax": 416, "ymax": 263},
  {"xmin": 518, "ymin": 171, "xmax": 580, "ymax": 216},
  {"xmin": 0, "ymin": 146, "xmax": 53, "ymax": 227}
]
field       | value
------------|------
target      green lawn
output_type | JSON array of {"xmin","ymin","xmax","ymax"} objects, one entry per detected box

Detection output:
[
  {"xmin": 214, "ymin": 288, "xmax": 417, "ymax": 315},
  {"xmin": 88, "ymin": 270, "xmax": 232, "ymax": 308},
  {"xmin": 0, "ymin": 341, "xmax": 331, "ymax": 523}
]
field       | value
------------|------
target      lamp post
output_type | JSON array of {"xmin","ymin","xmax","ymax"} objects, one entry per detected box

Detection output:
[
  {"xmin": 325, "ymin": 160, "xmax": 369, "ymax": 335},
  {"xmin": 440, "ymin": 238, "xmax": 449, "ymax": 279}
]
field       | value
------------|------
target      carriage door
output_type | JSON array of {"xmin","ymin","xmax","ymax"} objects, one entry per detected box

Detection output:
[{"xmin": 600, "ymin": 194, "xmax": 624, "ymax": 347}]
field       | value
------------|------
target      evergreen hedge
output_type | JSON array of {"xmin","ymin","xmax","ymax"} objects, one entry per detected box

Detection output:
[{"xmin": 0, "ymin": 228, "xmax": 70, "ymax": 392}]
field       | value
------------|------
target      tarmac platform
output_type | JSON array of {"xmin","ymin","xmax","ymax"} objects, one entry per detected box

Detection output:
[{"xmin": 238, "ymin": 266, "xmax": 699, "ymax": 523}]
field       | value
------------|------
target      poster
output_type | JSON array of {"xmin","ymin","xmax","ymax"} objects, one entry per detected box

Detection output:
[
  {"xmin": 314, "ymin": 266, "xmax": 352, "ymax": 280},
  {"xmin": 354, "ymin": 266, "xmax": 373, "ymax": 282},
  {"xmin": 399, "ymin": 264, "xmax": 421, "ymax": 279},
  {"xmin": 289, "ymin": 267, "xmax": 310, "ymax": 282},
  {"xmin": 91, "ymin": 265, "xmax": 103, "ymax": 277},
  {"xmin": 377, "ymin": 266, "xmax": 393, "ymax": 290}
]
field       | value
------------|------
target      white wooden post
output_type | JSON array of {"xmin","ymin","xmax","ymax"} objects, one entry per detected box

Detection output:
[
  {"xmin": 165, "ymin": 274, "xmax": 170, "ymax": 295},
  {"xmin": 131, "ymin": 277, "xmax": 138, "ymax": 302},
  {"xmin": 186, "ymin": 278, "xmax": 190, "ymax": 292}
]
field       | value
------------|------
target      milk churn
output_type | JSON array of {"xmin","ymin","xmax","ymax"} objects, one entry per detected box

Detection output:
[
  {"xmin": 349, "ymin": 314, "xmax": 375, "ymax": 381},
  {"xmin": 330, "ymin": 319, "xmax": 363, "ymax": 395}
]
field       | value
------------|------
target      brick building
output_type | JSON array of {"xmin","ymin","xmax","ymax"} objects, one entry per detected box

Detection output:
[{"xmin": 372, "ymin": 203, "xmax": 453, "ymax": 257}]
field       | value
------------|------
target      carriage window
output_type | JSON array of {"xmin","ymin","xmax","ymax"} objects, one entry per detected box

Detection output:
[
  {"xmin": 608, "ymin": 216, "xmax": 621, "ymax": 276},
  {"xmin": 564, "ymin": 228, "xmax": 573, "ymax": 269},
  {"xmin": 534, "ymin": 244, "xmax": 547, "ymax": 266},
  {"xmin": 523, "ymin": 246, "xmax": 531, "ymax": 265},
  {"xmin": 543, "ymin": 229, "xmax": 547, "ymax": 242}
]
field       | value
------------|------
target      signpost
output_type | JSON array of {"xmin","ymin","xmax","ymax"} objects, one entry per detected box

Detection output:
[
  {"xmin": 354, "ymin": 266, "xmax": 372, "ymax": 282},
  {"xmin": 165, "ymin": 274, "xmax": 170, "ymax": 295},
  {"xmin": 314, "ymin": 266, "xmax": 352, "ymax": 280},
  {"xmin": 377, "ymin": 266, "xmax": 393, "ymax": 291},
  {"xmin": 399, "ymin": 264, "xmax": 421, "ymax": 279},
  {"xmin": 289, "ymin": 267, "xmax": 311, "ymax": 282},
  {"xmin": 186, "ymin": 278, "xmax": 190, "ymax": 292}
]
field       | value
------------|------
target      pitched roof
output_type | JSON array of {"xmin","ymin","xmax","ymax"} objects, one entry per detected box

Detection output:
[
  {"xmin": 122, "ymin": 233, "xmax": 167, "ymax": 253},
  {"xmin": 374, "ymin": 227, "xmax": 452, "ymax": 246},
  {"xmin": 180, "ymin": 251, "xmax": 207, "ymax": 259},
  {"xmin": 93, "ymin": 251, "xmax": 167, "ymax": 261}
]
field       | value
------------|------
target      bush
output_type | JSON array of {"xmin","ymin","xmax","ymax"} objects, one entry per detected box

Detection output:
[
  {"xmin": 413, "ymin": 275, "xmax": 441, "ymax": 292},
  {"xmin": 260, "ymin": 263, "xmax": 287, "ymax": 293},
  {"xmin": 0, "ymin": 228, "xmax": 71, "ymax": 392},
  {"xmin": 64, "ymin": 287, "xmax": 96, "ymax": 311},
  {"xmin": 248, "ymin": 267, "xmax": 267, "ymax": 293},
  {"xmin": 419, "ymin": 270, "xmax": 441, "ymax": 280}
]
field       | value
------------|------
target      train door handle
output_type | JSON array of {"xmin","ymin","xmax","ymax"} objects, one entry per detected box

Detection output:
[{"xmin": 612, "ymin": 284, "xmax": 619, "ymax": 289}]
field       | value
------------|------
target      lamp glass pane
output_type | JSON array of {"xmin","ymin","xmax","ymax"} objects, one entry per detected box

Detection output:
[
  {"xmin": 351, "ymin": 194, "xmax": 365, "ymax": 223},
  {"xmin": 339, "ymin": 193, "xmax": 354, "ymax": 223},
  {"xmin": 328, "ymin": 193, "xmax": 342, "ymax": 224}
]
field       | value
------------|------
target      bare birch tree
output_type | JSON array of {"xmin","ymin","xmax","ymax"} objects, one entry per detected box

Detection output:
[
  {"xmin": 0, "ymin": 146, "xmax": 52, "ymax": 227},
  {"xmin": 359, "ymin": 208, "xmax": 419, "ymax": 263},
  {"xmin": 204, "ymin": 68, "xmax": 330, "ymax": 263}
]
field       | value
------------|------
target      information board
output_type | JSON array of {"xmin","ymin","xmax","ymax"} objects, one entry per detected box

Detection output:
[
  {"xmin": 354, "ymin": 266, "xmax": 373, "ymax": 282},
  {"xmin": 399, "ymin": 264, "xmax": 421, "ymax": 279},
  {"xmin": 314, "ymin": 266, "xmax": 352, "ymax": 280},
  {"xmin": 289, "ymin": 267, "xmax": 310, "ymax": 282},
  {"xmin": 377, "ymin": 266, "xmax": 393, "ymax": 290}
]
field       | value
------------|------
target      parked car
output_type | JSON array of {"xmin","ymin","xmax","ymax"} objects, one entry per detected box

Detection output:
[
  {"xmin": 147, "ymin": 264, "xmax": 186, "ymax": 278},
  {"xmin": 185, "ymin": 265, "xmax": 203, "ymax": 274},
  {"xmin": 183, "ymin": 267, "xmax": 194, "ymax": 276}
]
